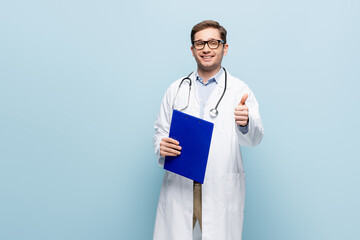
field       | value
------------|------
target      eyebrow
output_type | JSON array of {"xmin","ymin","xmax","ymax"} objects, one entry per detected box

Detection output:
[{"xmin": 193, "ymin": 38, "xmax": 219, "ymax": 42}]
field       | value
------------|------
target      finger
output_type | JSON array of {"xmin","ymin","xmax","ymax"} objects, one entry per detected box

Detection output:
[
  {"xmin": 160, "ymin": 151, "xmax": 178, "ymax": 157},
  {"xmin": 238, "ymin": 93, "xmax": 248, "ymax": 106},
  {"xmin": 161, "ymin": 141, "xmax": 182, "ymax": 150},
  {"xmin": 161, "ymin": 148, "xmax": 181, "ymax": 156},
  {"xmin": 160, "ymin": 142, "xmax": 182, "ymax": 152},
  {"xmin": 160, "ymin": 138, "xmax": 181, "ymax": 149},
  {"xmin": 166, "ymin": 148, "xmax": 181, "ymax": 155},
  {"xmin": 236, "ymin": 120, "xmax": 248, "ymax": 126},
  {"xmin": 163, "ymin": 137, "xmax": 180, "ymax": 145},
  {"xmin": 235, "ymin": 115, "xmax": 248, "ymax": 121},
  {"xmin": 234, "ymin": 112, "xmax": 248, "ymax": 118},
  {"xmin": 169, "ymin": 144, "xmax": 182, "ymax": 151},
  {"xmin": 164, "ymin": 153, "xmax": 177, "ymax": 157},
  {"xmin": 235, "ymin": 105, "xmax": 248, "ymax": 112},
  {"xmin": 234, "ymin": 109, "xmax": 248, "ymax": 115}
]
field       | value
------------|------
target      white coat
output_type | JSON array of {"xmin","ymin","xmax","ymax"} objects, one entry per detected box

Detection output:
[{"xmin": 153, "ymin": 69, "xmax": 264, "ymax": 240}]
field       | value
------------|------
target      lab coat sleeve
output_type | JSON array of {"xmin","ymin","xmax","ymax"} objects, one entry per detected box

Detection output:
[
  {"xmin": 153, "ymin": 86, "xmax": 173, "ymax": 167},
  {"xmin": 235, "ymin": 85, "xmax": 264, "ymax": 146}
]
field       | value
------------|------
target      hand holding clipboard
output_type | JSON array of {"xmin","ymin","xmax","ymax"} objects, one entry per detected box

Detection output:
[{"xmin": 160, "ymin": 137, "xmax": 182, "ymax": 157}]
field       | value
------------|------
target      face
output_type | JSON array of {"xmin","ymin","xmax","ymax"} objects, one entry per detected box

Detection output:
[{"xmin": 191, "ymin": 28, "xmax": 228, "ymax": 73}]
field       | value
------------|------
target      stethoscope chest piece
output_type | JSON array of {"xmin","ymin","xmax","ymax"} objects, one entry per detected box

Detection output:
[{"xmin": 209, "ymin": 108, "xmax": 218, "ymax": 118}]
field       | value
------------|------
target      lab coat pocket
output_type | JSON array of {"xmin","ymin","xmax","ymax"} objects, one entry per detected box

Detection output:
[{"xmin": 226, "ymin": 172, "xmax": 246, "ymax": 213}]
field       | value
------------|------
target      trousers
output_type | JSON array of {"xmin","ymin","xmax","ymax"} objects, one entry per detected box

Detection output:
[{"xmin": 193, "ymin": 181, "xmax": 202, "ymax": 230}]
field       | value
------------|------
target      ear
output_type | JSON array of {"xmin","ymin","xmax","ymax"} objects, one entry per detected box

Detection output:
[
  {"xmin": 191, "ymin": 45, "xmax": 195, "ymax": 57},
  {"xmin": 223, "ymin": 43, "xmax": 229, "ymax": 56}
]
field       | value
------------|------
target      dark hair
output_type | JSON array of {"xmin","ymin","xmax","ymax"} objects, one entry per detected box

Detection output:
[{"xmin": 191, "ymin": 20, "xmax": 227, "ymax": 43}]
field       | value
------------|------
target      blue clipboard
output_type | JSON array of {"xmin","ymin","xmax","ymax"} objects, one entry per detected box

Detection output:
[{"xmin": 164, "ymin": 110, "xmax": 214, "ymax": 184}]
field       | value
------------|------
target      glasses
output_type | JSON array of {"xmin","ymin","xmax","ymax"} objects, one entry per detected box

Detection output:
[{"xmin": 192, "ymin": 39, "xmax": 225, "ymax": 50}]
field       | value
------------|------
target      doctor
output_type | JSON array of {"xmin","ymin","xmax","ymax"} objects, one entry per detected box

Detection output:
[{"xmin": 153, "ymin": 20, "xmax": 264, "ymax": 240}]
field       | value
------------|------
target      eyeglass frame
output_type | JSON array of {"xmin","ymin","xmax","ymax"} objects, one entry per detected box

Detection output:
[{"xmin": 192, "ymin": 39, "xmax": 226, "ymax": 50}]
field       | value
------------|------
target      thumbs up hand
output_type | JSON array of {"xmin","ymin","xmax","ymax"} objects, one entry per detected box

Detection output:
[{"xmin": 234, "ymin": 94, "xmax": 249, "ymax": 126}]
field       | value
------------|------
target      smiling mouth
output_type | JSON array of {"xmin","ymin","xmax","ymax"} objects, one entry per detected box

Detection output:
[{"xmin": 201, "ymin": 56, "xmax": 214, "ymax": 59}]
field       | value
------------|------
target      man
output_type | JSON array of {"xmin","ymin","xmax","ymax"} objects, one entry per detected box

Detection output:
[{"xmin": 153, "ymin": 20, "xmax": 264, "ymax": 240}]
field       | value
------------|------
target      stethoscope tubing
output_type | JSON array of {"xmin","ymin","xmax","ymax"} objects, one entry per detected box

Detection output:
[
  {"xmin": 173, "ymin": 67, "xmax": 227, "ymax": 117},
  {"xmin": 213, "ymin": 68, "xmax": 227, "ymax": 112}
]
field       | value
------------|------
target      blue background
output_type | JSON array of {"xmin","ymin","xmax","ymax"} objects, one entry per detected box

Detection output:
[{"xmin": 1, "ymin": 0, "xmax": 359, "ymax": 239}]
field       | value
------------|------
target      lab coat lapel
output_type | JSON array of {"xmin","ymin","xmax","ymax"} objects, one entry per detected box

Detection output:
[
  {"xmin": 190, "ymin": 71, "xmax": 201, "ymax": 108},
  {"xmin": 181, "ymin": 72, "xmax": 201, "ymax": 118}
]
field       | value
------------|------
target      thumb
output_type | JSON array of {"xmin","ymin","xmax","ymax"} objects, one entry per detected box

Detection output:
[{"xmin": 239, "ymin": 93, "xmax": 248, "ymax": 106}]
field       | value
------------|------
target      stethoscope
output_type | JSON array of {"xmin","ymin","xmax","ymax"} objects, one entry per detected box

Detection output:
[{"xmin": 172, "ymin": 67, "xmax": 227, "ymax": 118}]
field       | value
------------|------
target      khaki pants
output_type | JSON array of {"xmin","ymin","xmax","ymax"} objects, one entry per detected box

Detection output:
[{"xmin": 193, "ymin": 181, "xmax": 202, "ymax": 230}]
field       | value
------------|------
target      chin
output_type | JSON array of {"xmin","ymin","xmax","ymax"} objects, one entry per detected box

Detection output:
[{"xmin": 199, "ymin": 64, "xmax": 218, "ymax": 71}]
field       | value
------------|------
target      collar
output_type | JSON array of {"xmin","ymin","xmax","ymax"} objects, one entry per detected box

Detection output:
[
  {"xmin": 195, "ymin": 67, "xmax": 224, "ymax": 86},
  {"xmin": 193, "ymin": 67, "xmax": 226, "ymax": 89}
]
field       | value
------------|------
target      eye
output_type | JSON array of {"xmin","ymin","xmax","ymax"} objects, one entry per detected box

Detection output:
[
  {"xmin": 209, "ymin": 40, "xmax": 218, "ymax": 47},
  {"xmin": 195, "ymin": 41, "xmax": 205, "ymax": 47}
]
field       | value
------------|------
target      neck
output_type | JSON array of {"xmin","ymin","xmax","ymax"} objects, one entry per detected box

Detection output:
[{"xmin": 197, "ymin": 66, "xmax": 221, "ymax": 84}]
